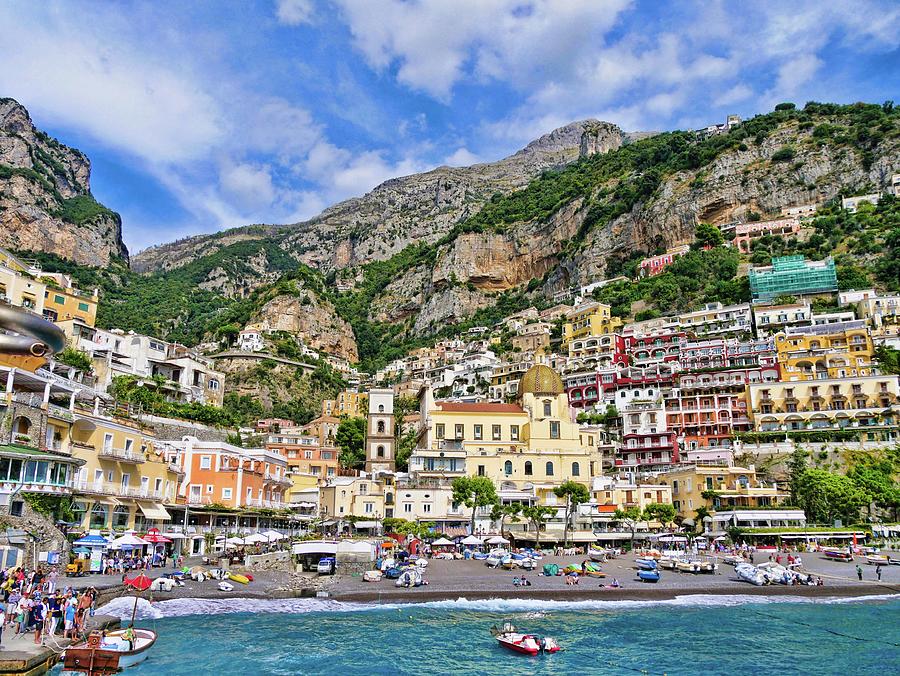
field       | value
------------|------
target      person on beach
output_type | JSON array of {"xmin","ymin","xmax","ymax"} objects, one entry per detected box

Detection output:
[
  {"xmin": 856, "ymin": 565, "xmax": 863, "ymax": 581},
  {"xmin": 876, "ymin": 565, "xmax": 882, "ymax": 581},
  {"xmin": 32, "ymin": 597, "xmax": 45, "ymax": 644},
  {"xmin": 64, "ymin": 596, "xmax": 76, "ymax": 638}
]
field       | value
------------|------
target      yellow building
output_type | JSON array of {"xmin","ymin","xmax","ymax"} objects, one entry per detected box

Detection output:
[
  {"xmin": 413, "ymin": 365, "xmax": 601, "ymax": 505},
  {"xmin": 320, "ymin": 476, "xmax": 386, "ymax": 520},
  {"xmin": 562, "ymin": 302, "xmax": 622, "ymax": 348},
  {"xmin": 747, "ymin": 375, "xmax": 900, "ymax": 439},
  {"xmin": 321, "ymin": 389, "xmax": 367, "ymax": 418},
  {"xmin": 39, "ymin": 273, "xmax": 99, "ymax": 327},
  {"xmin": 775, "ymin": 324, "xmax": 874, "ymax": 381},
  {"xmin": 69, "ymin": 411, "xmax": 180, "ymax": 532},
  {"xmin": 652, "ymin": 463, "xmax": 788, "ymax": 519}
]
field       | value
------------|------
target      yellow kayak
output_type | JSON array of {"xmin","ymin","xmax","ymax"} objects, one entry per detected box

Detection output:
[{"xmin": 229, "ymin": 573, "xmax": 250, "ymax": 584}]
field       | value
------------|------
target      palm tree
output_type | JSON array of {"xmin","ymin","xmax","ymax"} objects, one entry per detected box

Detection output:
[{"xmin": 522, "ymin": 505, "xmax": 554, "ymax": 549}]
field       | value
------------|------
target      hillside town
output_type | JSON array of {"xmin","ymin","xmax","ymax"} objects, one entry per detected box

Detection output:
[{"xmin": 1, "ymin": 183, "xmax": 899, "ymax": 574}]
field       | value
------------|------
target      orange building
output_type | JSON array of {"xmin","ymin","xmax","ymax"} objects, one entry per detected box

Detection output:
[
  {"xmin": 166, "ymin": 437, "xmax": 290, "ymax": 509},
  {"xmin": 265, "ymin": 430, "xmax": 339, "ymax": 481}
]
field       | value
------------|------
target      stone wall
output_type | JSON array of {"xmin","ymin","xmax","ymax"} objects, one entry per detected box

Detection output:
[
  {"xmin": 0, "ymin": 500, "xmax": 70, "ymax": 569},
  {"xmin": 140, "ymin": 414, "xmax": 230, "ymax": 442},
  {"xmin": 244, "ymin": 550, "xmax": 291, "ymax": 568}
]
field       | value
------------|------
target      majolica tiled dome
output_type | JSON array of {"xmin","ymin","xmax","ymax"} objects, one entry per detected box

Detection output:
[{"xmin": 517, "ymin": 364, "xmax": 564, "ymax": 397}]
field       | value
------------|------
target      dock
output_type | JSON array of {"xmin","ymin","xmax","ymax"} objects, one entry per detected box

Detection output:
[{"xmin": 0, "ymin": 614, "xmax": 120, "ymax": 676}]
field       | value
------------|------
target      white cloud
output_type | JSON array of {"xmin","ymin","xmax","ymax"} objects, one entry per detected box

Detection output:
[
  {"xmin": 444, "ymin": 147, "xmax": 481, "ymax": 167},
  {"xmin": 772, "ymin": 54, "xmax": 823, "ymax": 95},
  {"xmin": 219, "ymin": 162, "xmax": 276, "ymax": 212},
  {"xmin": 275, "ymin": 0, "xmax": 315, "ymax": 26},
  {"xmin": 715, "ymin": 84, "xmax": 753, "ymax": 107}
]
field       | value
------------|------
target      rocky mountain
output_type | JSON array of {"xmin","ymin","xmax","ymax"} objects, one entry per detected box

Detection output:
[
  {"xmin": 0, "ymin": 98, "xmax": 127, "ymax": 265},
  {"xmin": 131, "ymin": 120, "xmax": 625, "ymax": 276}
]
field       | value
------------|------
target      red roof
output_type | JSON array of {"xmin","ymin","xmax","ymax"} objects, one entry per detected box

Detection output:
[{"xmin": 437, "ymin": 402, "xmax": 524, "ymax": 413}]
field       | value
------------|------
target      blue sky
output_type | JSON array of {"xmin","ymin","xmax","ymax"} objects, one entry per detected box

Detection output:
[{"xmin": 1, "ymin": 0, "xmax": 898, "ymax": 254}]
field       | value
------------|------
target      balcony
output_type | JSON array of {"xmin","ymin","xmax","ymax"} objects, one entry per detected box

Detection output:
[
  {"xmin": 72, "ymin": 481, "xmax": 163, "ymax": 501},
  {"xmin": 264, "ymin": 472, "xmax": 292, "ymax": 487},
  {"xmin": 98, "ymin": 447, "xmax": 146, "ymax": 464},
  {"xmin": 245, "ymin": 498, "xmax": 285, "ymax": 509}
]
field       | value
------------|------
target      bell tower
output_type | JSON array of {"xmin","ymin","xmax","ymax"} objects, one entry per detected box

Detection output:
[{"xmin": 365, "ymin": 388, "xmax": 395, "ymax": 474}]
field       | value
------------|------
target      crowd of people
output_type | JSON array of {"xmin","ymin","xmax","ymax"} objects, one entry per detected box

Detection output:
[{"xmin": 0, "ymin": 567, "xmax": 98, "ymax": 645}]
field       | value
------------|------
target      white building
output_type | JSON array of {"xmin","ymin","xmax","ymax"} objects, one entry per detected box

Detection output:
[
  {"xmin": 842, "ymin": 193, "xmax": 881, "ymax": 213},
  {"xmin": 237, "ymin": 327, "xmax": 264, "ymax": 352},
  {"xmin": 678, "ymin": 302, "xmax": 752, "ymax": 337}
]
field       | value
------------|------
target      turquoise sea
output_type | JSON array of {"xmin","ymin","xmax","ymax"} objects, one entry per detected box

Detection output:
[{"xmin": 97, "ymin": 595, "xmax": 900, "ymax": 675}]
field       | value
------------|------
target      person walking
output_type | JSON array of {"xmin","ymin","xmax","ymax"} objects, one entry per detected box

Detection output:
[
  {"xmin": 856, "ymin": 565, "xmax": 863, "ymax": 581},
  {"xmin": 876, "ymin": 565, "xmax": 883, "ymax": 582}
]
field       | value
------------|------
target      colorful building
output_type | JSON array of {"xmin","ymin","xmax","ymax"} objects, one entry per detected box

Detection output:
[
  {"xmin": 726, "ymin": 218, "xmax": 801, "ymax": 253},
  {"xmin": 775, "ymin": 321, "xmax": 874, "ymax": 381},
  {"xmin": 638, "ymin": 245, "xmax": 690, "ymax": 277},
  {"xmin": 562, "ymin": 302, "xmax": 622, "ymax": 348}
]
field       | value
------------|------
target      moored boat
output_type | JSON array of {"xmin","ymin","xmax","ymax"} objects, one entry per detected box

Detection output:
[
  {"xmin": 491, "ymin": 623, "xmax": 561, "ymax": 656},
  {"xmin": 62, "ymin": 628, "xmax": 157, "ymax": 675}
]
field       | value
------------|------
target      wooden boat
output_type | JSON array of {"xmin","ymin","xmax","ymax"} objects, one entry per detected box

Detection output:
[
  {"xmin": 865, "ymin": 555, "xmax": 890, "ymax": 565},
  {"xmin": 61, "ymin": 628, "xmax": 157, "ymax": 675},
  {"xmin": 637, "ymin": 569, "xmax": 660, "ymax": 583},
  {"xmin": 491, "ymin": 623, "xmax": 561, "ymax": 656},
  {"xmin": 696, "ymin": 559, "xmax": 718, "ymax": 573},
  {"xmin": 657, "ymin": 556, "xmax": 678, "ymax": 570}
]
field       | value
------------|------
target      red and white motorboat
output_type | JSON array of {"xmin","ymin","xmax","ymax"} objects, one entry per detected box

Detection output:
[{"xmin": 491, "ymin": 623, "xmax": 561, "ymax": 655}]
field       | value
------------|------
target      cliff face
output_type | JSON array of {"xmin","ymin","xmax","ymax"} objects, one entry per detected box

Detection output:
[
  {"xmin": 251, "ymin": 291, "xmax": 359, "ymax": 362},
  {"xmin": 0, "ymin": 98, "xmax": 128, "ymax": 265},
  {"xmin": 132, "ymin": 120, "xmax": 625, "ymax": 274}
]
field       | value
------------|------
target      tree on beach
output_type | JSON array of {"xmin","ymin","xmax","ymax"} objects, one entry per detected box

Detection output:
[
  {"xmin": 522, "ymin": 505, "xmax": 554, "ymax": 549},
  {"xmin": 490, "ymin": 502, "xmax": 523, "ymax": 535},
  {"xmin": 794, "ymin": 468, "xmax": 869, "ymax": 524},
  {"xmin": 613, "ymin": 505, "xmax": 643, "ymax": 549},
  {"xmin": 643, "ymin": 502, "xmax": 676, "ymax": 526},
  {"xmin": 554, "ymin": 481, "xmax": 590, "ymax": 548},
  {"xmin": 452, "ymin": 476, "xmax": 499, "ymax": 535}
]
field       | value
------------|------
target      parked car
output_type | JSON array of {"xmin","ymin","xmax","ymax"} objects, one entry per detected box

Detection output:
[{"xmin": 317, "ymin": 557, "xmax": 336, "ymax": 575}]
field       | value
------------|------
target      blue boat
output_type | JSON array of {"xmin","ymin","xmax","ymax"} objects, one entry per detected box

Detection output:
[
  {"xmin": 385, "ymin": 567, "xmax": 403, "ymax": 579},
  {"xmin": 635, "ymin": 558, "xmax": 657, "ymax": 570},
  {"xmin": 637, "ymin": 569, "xmax": 660, "ymax": 583}
]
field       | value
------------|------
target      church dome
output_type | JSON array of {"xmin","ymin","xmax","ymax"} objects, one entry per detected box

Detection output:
[{"xmin": 517, "ymin": 364, "xmax": 564, "ymax": 397}]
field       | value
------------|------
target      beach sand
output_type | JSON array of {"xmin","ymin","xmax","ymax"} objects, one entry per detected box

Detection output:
[{"xmin": 84, "ymin": 551, "xmax": 900, "ymax": 606}]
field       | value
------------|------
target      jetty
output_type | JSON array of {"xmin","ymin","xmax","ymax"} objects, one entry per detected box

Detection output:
[{"xmin": 0, "ymin": 614, "xmax": 120, "ymax": 676}]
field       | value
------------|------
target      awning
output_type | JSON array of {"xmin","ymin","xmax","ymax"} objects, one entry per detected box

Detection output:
[
  {"xmin": 138, "ymin": 503, "xmax": 171, "ymax": 520},
  {"xmin": 353, "ymin": 521, "xmax": 378, "ymax": 529},
  {"xmin": 91, "ymin": 497, "xmax": 120, "ymax": 506}
]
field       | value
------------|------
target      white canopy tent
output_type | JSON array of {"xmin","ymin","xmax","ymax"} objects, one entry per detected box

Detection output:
[
  {"xmin": 261, "ymin": 530, "xmax": 286, "ymax": 540},
  {"xmin": 460, "ymin": 535, "xmax": 484, "ymax": 546},
  {"xmin": 109, "ymin": 533, "xmax": 150, "ymax": 550},
  {"xmin": 243, "ymin": 533, "xmax": 269, "ymax": 544},
  {"xmin": 225, "ymin": 537, "xmax": 246, "ymax": 546},
  {"xmin": 485, "ymin": 535, "xmax": 510, "ymax": 545},
  {"xmin": 430, "ymin": 537, "xmax": 456, "ymax": 546}
]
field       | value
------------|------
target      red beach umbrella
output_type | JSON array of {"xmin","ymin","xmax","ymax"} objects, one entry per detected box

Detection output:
[{"xmin": 124, "ymin": 572, "xmax": 152, "ymax": 591}]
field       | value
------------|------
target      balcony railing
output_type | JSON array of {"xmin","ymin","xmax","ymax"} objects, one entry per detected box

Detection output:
[
  {"xmin": 73, "ymin": 481, "xmax": 164, "ymax": 501},
  {"xmin": 98, "ymin": 447, "xmax": 146, "ymax": 464},
  {"xmin": 264, "ymin": 472, "xmax": 292, "ymax": 486},
  {"xmin": 245, "ymin": 498, "xmax": 285, "ymax": 509}
]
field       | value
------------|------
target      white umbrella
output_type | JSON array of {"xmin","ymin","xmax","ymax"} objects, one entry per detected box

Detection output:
[
  {"xmin": 243, "ymin": 533, "xmax": 268, "ymax": 544},
  {"xmin": 431, "ymin": 537, "xmax": 455, "ymax": 546},
  {"xmin": 486, "ymin": 535, "xmax": 510, "ymax": 545},
  {"xmin": 261, "ymin": 530, "xmax": 286, "ymax": 540},
  {"xmin": 225, "ymin": 537, "xmax": 245, "ymax": 546},
  {"xmin": 460, "ymin": 535, "xmax": 484, "ymax": 546},
  {"xmin": 109, "ymin": 533, "xmax": 150, "ymax": 549}
]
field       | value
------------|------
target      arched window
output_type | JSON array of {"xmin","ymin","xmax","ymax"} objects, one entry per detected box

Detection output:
[
  {"xmin": 546, "ymin": 461, "xmax": 554, "ymax": 476},
  {"xmin": 90, "ymin": 502, "xmax": 108, "ymax": 529},
  {"xmin": 112, "ymin": 505, "xmax": 130, "ymax": 529},
  {"xmin": 377, "ymin": 445, "xmax": 385, "ymax": 458},
  {"xmin": 504, "ymin": 460, "xmax": 513, "ymax": 476},
  {"xmin": 377, "ymin": 420, "xmax": 385, "ymax": 433},
  {"xmin": 378, "ymin": 404, "xmax": 385, "ymax": 413},
  {"xmin": 524, "ymin": 461, "xmax": 533, "ymax": 476},
  {"xmin": 571, "ymin": 462, "xmax": 580, "ymax": 477}
]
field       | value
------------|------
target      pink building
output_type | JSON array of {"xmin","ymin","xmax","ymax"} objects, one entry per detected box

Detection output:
[{"xmin": 639, "ymin": 245, "xmax": 690, "ymax": 277}]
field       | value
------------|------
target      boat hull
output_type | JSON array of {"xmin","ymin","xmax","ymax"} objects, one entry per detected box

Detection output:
[
  {"xmin": 496, "ymin": 636, "xmax": 540, "ymax": 656},
  {"xmin": 62, "ymin": 629, "xmax": 157, "ymax": 675}
]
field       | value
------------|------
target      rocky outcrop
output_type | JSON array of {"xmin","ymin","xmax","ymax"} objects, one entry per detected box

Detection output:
[
  {"xmin": 131, "ymin": 226, "xmax": 283, "ymax": 274},
  {"xmin": 132, "ymin": 120, "xmax": 625, "ymax": 274},
  {"xmin": 0, "ymin": 98, "xmax": 128, "ymax": 265},
  {"xmin": 412, "ymin": 286, "xmax": 493, "ymax": 335},
  {"xmin": 251, "ymin": 292, "xmax": 358, "ymax": 362}
]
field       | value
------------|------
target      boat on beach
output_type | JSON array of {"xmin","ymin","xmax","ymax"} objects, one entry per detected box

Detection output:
[
  {"xmin": 491, "ymin": 623, "xmax": 561, "ymax": 656},
  {"xmin": 865, "ymin": 554, "xmax": 890, "ymax": 565},
  {"xmin": 822, "ymin": 548, "xmax": 853, "ymax": 562},
  {"xmin": 635, "ymin": 558, "xmax": 657, "ymax": 571},
  {"xmin": 62, "ymin": 628, "xmax": 157, "ymax": 675},
  {"xmin": 637, "ymin": 569, "xmax": 660, "ymax": 583},
  {"xmin": 735, "ymin": 562, "xmax": 768, "ymax": 586}
]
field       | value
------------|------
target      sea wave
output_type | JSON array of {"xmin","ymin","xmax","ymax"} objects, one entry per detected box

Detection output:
[{"xmin": 97, "ymin": 592, "xmax": 900, "ymax": 621}]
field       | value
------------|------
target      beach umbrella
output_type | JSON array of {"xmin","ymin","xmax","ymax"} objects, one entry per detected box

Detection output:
[
  {"xmin": 460, "ymin": 535, "xmax": 484, "ymax": 546},
  {"xmin": 124, "ymin": 572, "xmax": 152, "ymax": 591},
  {"xmin": 261, "ymin": 530, "xmax": 285, "ymax": 540},
  {"xmin": 226, "ymin": 537, "xmax": 245, "ymax": 546},
  {"xmin": 244, "ymin": 533, "xmax": 268, "ymax": 544},
  {"xmin": 110, "ymin": 533, "xmax": 151, "ymax": 549},
  {"xmin": 486, "ymin": 535, "xmax": 510, "ymax": 545},
  {"xmin": 431, "ymin": 537, "xmax": 455, "ymax": 546}
]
